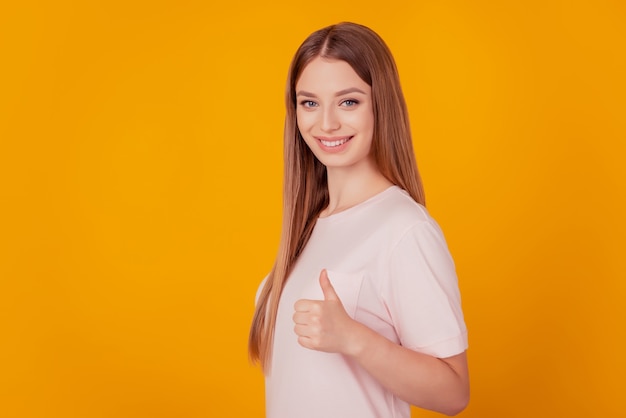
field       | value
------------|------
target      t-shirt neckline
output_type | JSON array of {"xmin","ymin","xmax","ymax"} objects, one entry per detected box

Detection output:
[{"xmin": 316, "ymin": 185, "xmax": 400, "ymax": 224}]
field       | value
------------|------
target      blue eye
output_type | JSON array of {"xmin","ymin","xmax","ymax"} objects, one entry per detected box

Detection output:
[
  {"xmin": 300, "ymin": 100, "xmax": 318, "ymax": 108},
  {"xmin": 341, "ymin": 99, "xmax": 359, "ymax": 107}
]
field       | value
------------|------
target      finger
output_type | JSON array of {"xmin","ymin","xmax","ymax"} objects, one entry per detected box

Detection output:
[
  {"xmin": 294, "ymin": 299, "xmax": 313, "ymax": 312},
  {"xmin": 319, "ymin": 269, "xmax": 340, "ymax": 302},
  {"xmin": 297, "ymin": 335, "xmax": 314, "ymax": 349},
  {"xmin": 292, "ymin": 311, "xmax": 309, "ymax": 325},
  {"xmin": 293, "ymin": 323, "xmax": 309, "ymax": 337}
]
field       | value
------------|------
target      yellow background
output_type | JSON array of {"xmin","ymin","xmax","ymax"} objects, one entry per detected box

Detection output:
[{"xmin": 1, "ymin": 1, "xmax": 624, "ymax": 417}]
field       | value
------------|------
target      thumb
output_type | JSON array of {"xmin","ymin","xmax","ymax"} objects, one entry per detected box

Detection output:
[{"xmin": 319, "ymin": 269, "xmax": 339, "ymax": 301}]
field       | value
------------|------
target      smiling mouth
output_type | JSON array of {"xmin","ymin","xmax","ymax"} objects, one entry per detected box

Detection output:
[{"xmin": 318, "ymin": 136, "xmax": 353, "ymax": 147}]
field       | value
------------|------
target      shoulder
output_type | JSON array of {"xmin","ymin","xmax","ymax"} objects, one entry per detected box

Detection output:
[
  {"xmin": 354, "ymin": 186, "xmax": 444, "ymax": 256},
  {"xmin": 374, "ymin": 187, "xmax": 452, "ymax": 257},
  {"xmin": 374, "ymin": 186, "xmax": 434, "ymax": 230}
]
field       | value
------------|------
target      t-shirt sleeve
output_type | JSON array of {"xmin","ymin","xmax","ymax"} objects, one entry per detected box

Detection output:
[{"xmin": 381, "ymin": 219, "xmax": 468, "ymax": 358}]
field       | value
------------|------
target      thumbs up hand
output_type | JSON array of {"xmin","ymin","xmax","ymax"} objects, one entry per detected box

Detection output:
[{"xmin": 293, "ymin": 269, "xmax": 359, "ymax": 354}]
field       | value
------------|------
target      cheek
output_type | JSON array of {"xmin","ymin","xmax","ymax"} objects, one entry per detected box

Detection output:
[
  {"xmin": 347, "ymin": 110, "xmax": 374, "ymax": 133},
  {"xmin": 296, "ymin": 114, "xmax": 316, "ymax": 147},
  {"xmin": 296, "ymin": 111, "xmax": 314, "ymax": 132},
  {"xmin": 364, "ymin": 108, "xmax": 375, "ymax": 129},
  {"xmin": 364, "ymin": 116, "xmax": 375, "ymax": 140}
]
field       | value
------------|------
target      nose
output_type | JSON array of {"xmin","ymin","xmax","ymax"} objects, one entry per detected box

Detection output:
[{"xmin": 321, "ymin": 107, "xmax": 340, "ymax": 132}]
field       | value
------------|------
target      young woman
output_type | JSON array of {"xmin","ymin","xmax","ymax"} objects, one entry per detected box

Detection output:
[{"xmin": 249, "ymin": 22, "xmax": 469, "ymax": 418}]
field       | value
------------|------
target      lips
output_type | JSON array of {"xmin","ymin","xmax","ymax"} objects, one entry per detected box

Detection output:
[{"xmin": 317, "ymin": 136, "xmax": 353, "ymax": 148}]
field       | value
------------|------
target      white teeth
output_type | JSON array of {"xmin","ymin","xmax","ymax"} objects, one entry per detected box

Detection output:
[{"xmin": 320, "ymin": 137, "xmax": 350, "ymax": 147}]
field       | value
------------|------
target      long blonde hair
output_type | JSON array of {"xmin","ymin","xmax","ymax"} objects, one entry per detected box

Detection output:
[{"xmin": 248, "ymin": 22, "xmax": 425, "ymax": 369}]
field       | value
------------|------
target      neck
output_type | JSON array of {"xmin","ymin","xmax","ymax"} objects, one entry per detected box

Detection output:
[{"xmin": 320, "ymin": 157, "xmax": 393, "ymax": 218}]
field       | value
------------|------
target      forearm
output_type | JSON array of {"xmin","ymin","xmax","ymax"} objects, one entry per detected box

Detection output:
[
  {"xmin": 347, "ymin": 322, "xmax": 469, "ymax": 416},
  {"xmin": 293, "ymin": 272, "xmax": 469, "ymax": 414}
]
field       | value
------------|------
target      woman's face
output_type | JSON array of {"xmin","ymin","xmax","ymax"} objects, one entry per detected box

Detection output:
[{"xmin": 295, "ymin": 57, "xmax": 374, "ymax": 170}]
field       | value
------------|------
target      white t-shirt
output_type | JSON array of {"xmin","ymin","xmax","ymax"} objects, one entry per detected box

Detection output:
[{"xmin": 262, "ymin": 186, "xmax": 468, "ymax": 418}]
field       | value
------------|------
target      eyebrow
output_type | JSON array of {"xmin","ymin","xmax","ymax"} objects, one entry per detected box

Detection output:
[{"xmin": 296, "ymin": 87, "xmax": 367, "ymax": 98}]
